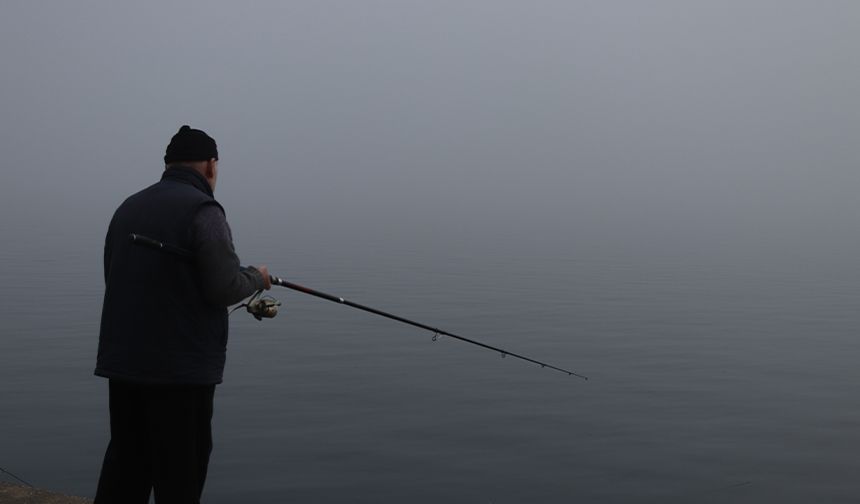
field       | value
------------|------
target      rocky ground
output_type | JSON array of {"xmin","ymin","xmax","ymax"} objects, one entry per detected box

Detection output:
[{"xmin": 0, "ymin": 483, "xmax": 91, "ymax": 504}]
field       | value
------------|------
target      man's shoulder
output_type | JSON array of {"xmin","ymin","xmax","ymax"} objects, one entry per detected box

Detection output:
[
  {"xmin": 194, "ymin": 202, "xmax": 226, "ymax": 221},
  {"xmin": 119, "ymin": 178, "xmax": 220, "ymax": 210},
  {"xmin": 192, "ymin": 202, "xmax": 231, "ymax": 244}
]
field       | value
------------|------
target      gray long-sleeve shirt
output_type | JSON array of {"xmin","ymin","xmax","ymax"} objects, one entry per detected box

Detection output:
[{"xmin": 192, "ymin": 204, "xmax": 265, "ymax": 306}]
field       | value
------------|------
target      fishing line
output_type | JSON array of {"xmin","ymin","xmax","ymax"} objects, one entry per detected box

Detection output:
[{"xmin": 0, "ymin": 465, "xmax": 34, "ymax": 488}]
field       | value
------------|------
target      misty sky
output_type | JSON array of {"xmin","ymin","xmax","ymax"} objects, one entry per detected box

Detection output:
[{"xmin": 1, "ymin": 1, "xmax": 858, "ymax": 262}]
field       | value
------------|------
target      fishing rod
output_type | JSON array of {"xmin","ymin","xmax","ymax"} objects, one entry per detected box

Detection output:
[
  {"xmin": 129, "ymin": 233, "xmax": 587, "ymax": 379},
  {"xmin": 268, "ymin": 275, "xmax": 587, "ymax": 378}
]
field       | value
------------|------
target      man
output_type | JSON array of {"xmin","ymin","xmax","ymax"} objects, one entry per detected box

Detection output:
[{"xmin": 94, "ymin": 125, "xmax": 271, "ymax": 503}]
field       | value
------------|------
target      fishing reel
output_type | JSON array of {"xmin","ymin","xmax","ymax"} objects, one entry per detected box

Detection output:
[{"xmin": 231, "ymin": 290, "xmax": 281, "ymax": 321}]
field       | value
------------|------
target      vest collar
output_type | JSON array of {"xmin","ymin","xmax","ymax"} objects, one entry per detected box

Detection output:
[{"xmin": 161, "ymin": 166, "xmax": 215, "ymax": 198}]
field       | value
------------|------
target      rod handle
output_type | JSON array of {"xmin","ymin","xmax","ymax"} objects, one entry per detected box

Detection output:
[
  {"xmin": 128, "ymin": 233, "xmax": 193, "ymax": 258},
  {"xmin": 129, "ymin": 233, "xmax": 163, "ymax": 249}
]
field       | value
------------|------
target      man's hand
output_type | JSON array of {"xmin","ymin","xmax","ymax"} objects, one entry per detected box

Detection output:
[{"xmin": 256, "ymin": 265, "xmax": 272, "ymax": 290}]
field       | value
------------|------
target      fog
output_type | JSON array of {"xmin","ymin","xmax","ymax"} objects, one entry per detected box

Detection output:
[
  {"xmin": 3, "ymin": 3, "xmax": 860, "ymax": 501},
  {"xmin": 1, "ymin": 0, "xmax": 858, "ymax": 264}
]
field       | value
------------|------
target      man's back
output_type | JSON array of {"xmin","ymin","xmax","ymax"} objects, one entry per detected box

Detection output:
[{"xmin": 97, "ymin": 167, "xmax": 229, "ymax": 385}]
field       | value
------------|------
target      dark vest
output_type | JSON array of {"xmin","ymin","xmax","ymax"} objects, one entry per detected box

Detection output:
[{"xmin": 96, "ymin": 168, "xmax": 228, "ymax": 384}]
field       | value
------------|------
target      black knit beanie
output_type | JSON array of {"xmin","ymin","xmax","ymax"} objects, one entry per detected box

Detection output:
[{"xmin": 164, "ymin": 125, "xmax": 219, "ymax": 164}]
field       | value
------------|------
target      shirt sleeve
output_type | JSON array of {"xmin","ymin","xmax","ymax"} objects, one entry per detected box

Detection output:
[{"xmin": 191, "ymin": 203, "xmax": 265, "ymax": 306}]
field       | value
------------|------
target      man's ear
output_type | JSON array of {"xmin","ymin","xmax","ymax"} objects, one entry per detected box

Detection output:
[{"xmin": 205, "ymin": 159, "xmax": 217, "ymax": 179}]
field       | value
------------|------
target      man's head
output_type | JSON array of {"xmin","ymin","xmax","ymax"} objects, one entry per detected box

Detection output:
[{"xmin": 164, "ymin": 125, "xmax": 219, "ymax": 191}]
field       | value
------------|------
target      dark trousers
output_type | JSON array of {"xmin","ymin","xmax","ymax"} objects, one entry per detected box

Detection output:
[{"xmin": 94, "ymin": 380, "xmax": 216, "ymax": 504}]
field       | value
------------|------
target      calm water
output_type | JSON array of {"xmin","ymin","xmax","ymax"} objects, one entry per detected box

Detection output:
[{"xmin": 2, "ymin": 209, "xmax": 860, "ymax": 503}]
